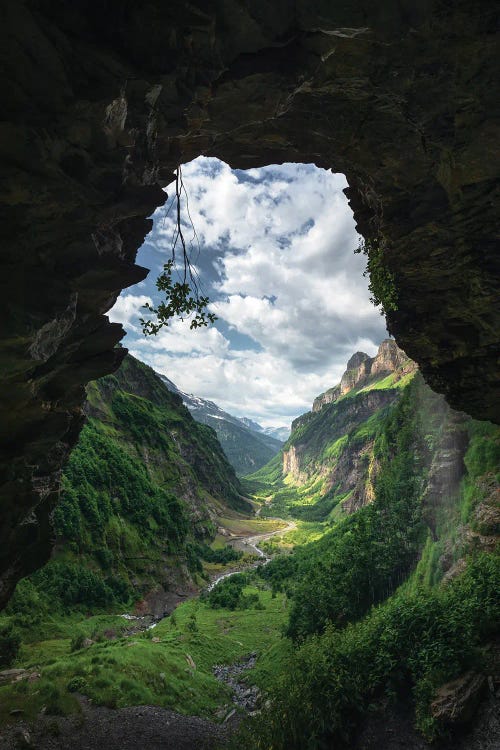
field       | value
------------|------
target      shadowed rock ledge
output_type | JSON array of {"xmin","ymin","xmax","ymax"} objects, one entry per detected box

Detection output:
[{"xmin": 0, "ymin": 0, "xmax": 498, "ymax": 606}]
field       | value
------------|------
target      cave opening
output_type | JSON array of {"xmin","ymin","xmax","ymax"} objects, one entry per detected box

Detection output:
[
  {"xmin": 0, "ymin": 5, "xmax": 498, "ymax": 748},
  {"xmin": 109, "ymin": 157, "xmax": 388, "ymax": 428},
  {"xmin": 1, "ymin": 0, "xmax": 497, "ymax": 613}
]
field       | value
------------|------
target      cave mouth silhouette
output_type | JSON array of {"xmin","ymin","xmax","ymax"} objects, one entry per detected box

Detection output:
[{"xmin": 1, "ymin": 0, "xmax": 497, "ymax": 607}]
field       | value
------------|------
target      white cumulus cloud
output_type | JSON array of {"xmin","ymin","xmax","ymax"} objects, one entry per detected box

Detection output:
[
  {"xmin": 108, "ymin": 294, "xmax": 152, "ymax": 331},
  {"xmin": 114, "ymin": 158, "xmax": 387, "ymax": 425}
]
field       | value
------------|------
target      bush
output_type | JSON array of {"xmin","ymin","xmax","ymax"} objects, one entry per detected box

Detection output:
[
  {"xmin": 6, "ymin": 578, "xmax": 48, "ymax": 628},
  {"xmin": 70, "ymin": 632, "xmax": 86, "ymax": 652},
  {"xmin": 39, "ymin": 683, "xmax": 69, "ymax": 716},
  {"xmin": 186, "ymin": 612, "xmax": 199, "ymax": 633},
  {"xmin": 67, "ymin": 676, "xmax": 87, "ymax": 693},
  {"xmin": 95, "ymin": 547, "xmax": 114, "ymax": 569},
  {"xmin": 244, "ymin": 552, "xmax": 500, "ymax": 749},
  {"xmin": 207, "ymin": 574, "xmax": 249, "ymax": 610},
  {"xmin": 0, "ymin": 623, "xmax": 21, "ymax": 667}
]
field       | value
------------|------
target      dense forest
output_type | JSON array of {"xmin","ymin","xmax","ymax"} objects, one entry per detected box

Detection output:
[{"xmin": 244, "ymin": 372, "xmax": 499, "ymax": 746}]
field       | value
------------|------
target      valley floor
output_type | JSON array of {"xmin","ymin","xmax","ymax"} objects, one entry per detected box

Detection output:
[
  {"xmin": 0, "ymin": 511, "xmax": 297, "ymax": 744},
  {"xmin": 1, "ymin": 493, "xmax": 498, "ymax": 749}
]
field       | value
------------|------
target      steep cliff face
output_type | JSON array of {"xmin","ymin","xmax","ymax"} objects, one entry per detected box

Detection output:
[
  {"xmin": 312, "ymin": 339, "xmax": 414, "ymax": 414},
  {"xmin": 255, "ymin": 338, "xmax": 499, "ymax": 533},
  {"xmin": 280, "ymin": 343, "xmax": 414, "ymax": 519},
  {"xmin": 1, "ymin": 1, "xmax": 498, "ymax": 605},
  {"xmin": 250, "ymin": 345, "xmax": 500, "ymax": 573}
]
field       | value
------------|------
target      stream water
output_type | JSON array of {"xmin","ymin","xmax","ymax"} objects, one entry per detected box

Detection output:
[
  {"xmin": 206, "ymin": 521, "xmax": 294, "ymax": 591},
  {"xmin": 121, "ymin": 518, "xmax": 295, "ymax": 630}
]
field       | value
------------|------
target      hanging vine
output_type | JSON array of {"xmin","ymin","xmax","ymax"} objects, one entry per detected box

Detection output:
[
  {"xmin": 354, "ymin": 236, "xmax": 398, "ymax": 315},
  {"xmin": 141, "ymin": 165, "xmax": 217, "ymax": 336}
]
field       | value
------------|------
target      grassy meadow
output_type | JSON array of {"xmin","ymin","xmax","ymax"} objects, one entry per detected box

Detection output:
[{"xmin": 0, "ymin": 582, "xmax": 288, "ymax": 728}]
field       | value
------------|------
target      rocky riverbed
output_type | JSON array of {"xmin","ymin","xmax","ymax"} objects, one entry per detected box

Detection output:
[{"xmin": 213, "ymin": 653, "xmax": 261, "ymax": 715}]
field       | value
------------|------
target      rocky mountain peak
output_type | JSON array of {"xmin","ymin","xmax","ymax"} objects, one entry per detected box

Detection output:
[
  {"xmin": 371, "ymin": 339, "xmax": 409, "ymax": 376},
  {"xmin": 312, "ymin": 340, "xmax": 412, "ymax": 414},
  {"xmin": 340, "ymin": 352, "xmax": 373, "ymax": 395},
  {"xmin": 345, "ymin": 352, "xmax": 371, "ymax": 371}
]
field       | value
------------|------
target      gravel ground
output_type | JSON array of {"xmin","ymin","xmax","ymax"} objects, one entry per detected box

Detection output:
[
  {"xmin": 0, "ymin": 695, "xmax": 498, "ymax": 750},
  {"xmin": 0, "ymin": 701, "xmax": 233, "ymax": 750},
  {"xmin": 213, "ymin": 653, "xmax": 261, "ymax": 714},
  {"xmin": 1, "ymin": 686, "xmax": 497, "ymax": 749}
]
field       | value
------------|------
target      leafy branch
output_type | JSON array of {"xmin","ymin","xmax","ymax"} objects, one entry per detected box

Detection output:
[
  {"xmin": 354, "ymin": 237, "xmax": 398, "ymax": 315},
  {"xmin": 141, "ymin": 165, "xmax": 217, "ymax": 335}
]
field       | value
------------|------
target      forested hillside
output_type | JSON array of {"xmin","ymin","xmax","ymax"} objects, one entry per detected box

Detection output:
[
  {"xmin": 7, "ymin": 355, "xmax": 247, "ymax": 621},
  {"xmin": 158, "ymin": 374, "xmax": 284, "ymax": 475},
  {"xmin": 240, "ymin": 344, "xmax": 500, "ymax": 748}
]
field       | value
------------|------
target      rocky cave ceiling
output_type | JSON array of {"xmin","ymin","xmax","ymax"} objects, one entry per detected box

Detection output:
[{"xmin": 0, "ymin": 0, "xmax": 498, "ymax": 606}]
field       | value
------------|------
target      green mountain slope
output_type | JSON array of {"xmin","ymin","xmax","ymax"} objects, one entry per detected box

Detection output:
[
  {"xmin": 245, "ymin": 339, "xmax": 418, "ymax": 520},
  {"xmin": 158, "ymin": 373, "xmax": 284, "ymax": 475},
  {"xmin": 196, "ymin": 414, "xmax": 282, "ymax": 476},
  {"xmin": 14, "ymin": 355, "xmax": 248, "ymax": 618}
]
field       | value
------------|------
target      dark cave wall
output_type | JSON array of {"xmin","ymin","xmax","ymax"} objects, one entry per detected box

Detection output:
[{"xmin": 0, "ymin": 0, "xmax": 498, "ymax": 606}]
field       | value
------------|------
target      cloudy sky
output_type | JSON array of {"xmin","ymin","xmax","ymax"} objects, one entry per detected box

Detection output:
[{"xmin": 109, "ymin": 158, "xmax": 387, "ymax": 428}]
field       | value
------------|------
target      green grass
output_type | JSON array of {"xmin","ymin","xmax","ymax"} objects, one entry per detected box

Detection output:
[
  {"xmin": 358, "ymin": 370, "xmax": 415, "ymax": 393},
  {"xmin": 242, "ymin": 453, "xmax": 284, "ymax": 498},
  {"xmin": 260, "ymin": 521, "xmax": 327, "ymax": 553},
  {"xmin": 217, "ymin": 516, "xmax": 286, "ymax": 536},
  {"xmin": 321, "ymin": 434, "xmax": 348, "ymax": 460},
  {"xmin": 350, "ymin": 408, "xmax": 387, "ymax": 444},
  {"xmin": 6, "ymin": 609, "xmax": 132, "ymax": 649},
  {"xmin": 459, "ymin": 419, "xmax": 500, "ymax": 525},
  {"xmin": 0, "ymin": 584, "xmax": 288, "ymax": 728}
]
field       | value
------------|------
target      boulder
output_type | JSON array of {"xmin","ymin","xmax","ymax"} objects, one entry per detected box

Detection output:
[
  {"xmin": 0, "ymin": 669, "xmax": 27, "ymax": 685},
  {"xmin": 431, "ymin": 671, "xmax": 487, "ymax": 725}
]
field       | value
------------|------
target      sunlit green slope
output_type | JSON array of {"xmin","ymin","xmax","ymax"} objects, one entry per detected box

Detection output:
[
  {"xmin": 10, "ymin": 354, "xmax": 247, "ymax": 618},
  {"xmin": 244, "ymin": 339, "xmax": 418, "ymax": 521}
]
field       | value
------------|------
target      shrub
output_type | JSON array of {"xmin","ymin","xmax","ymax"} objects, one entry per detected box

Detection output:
[
  {"xmin": 70, "ymin": 632, "xmax": 86, "ymax": 652},
  {"xmin": 207, "ymin": 574, "xmax": 249, "ymax": 610},
  {"xmin": 6, "ymin": 578, "xmax": 48, "ymax": 628},
  {"xmin": 0, "ymin": 623, "xmax": 21, "ymax": 667},
  {"xmin": 39, "ymin": 683, "xmax": 68, "ymax": 716},
  {"xmin": 67, "ymin": 676, "xmax": 87, "ymax": 693}
]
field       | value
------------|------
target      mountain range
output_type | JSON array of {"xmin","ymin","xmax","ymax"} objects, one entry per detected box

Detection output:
[{"xmin": 158, "ymin": 374, "xmax": 288, "ymax": 475}]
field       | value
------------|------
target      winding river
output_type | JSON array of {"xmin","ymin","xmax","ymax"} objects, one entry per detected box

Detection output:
[
  {"xmin": 122, "ymin": 517, "xmax": 295, "ymax": 631},
  {"xmin": 207, "ymin": 518, "xmax": 296, "ymax": 592}
]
